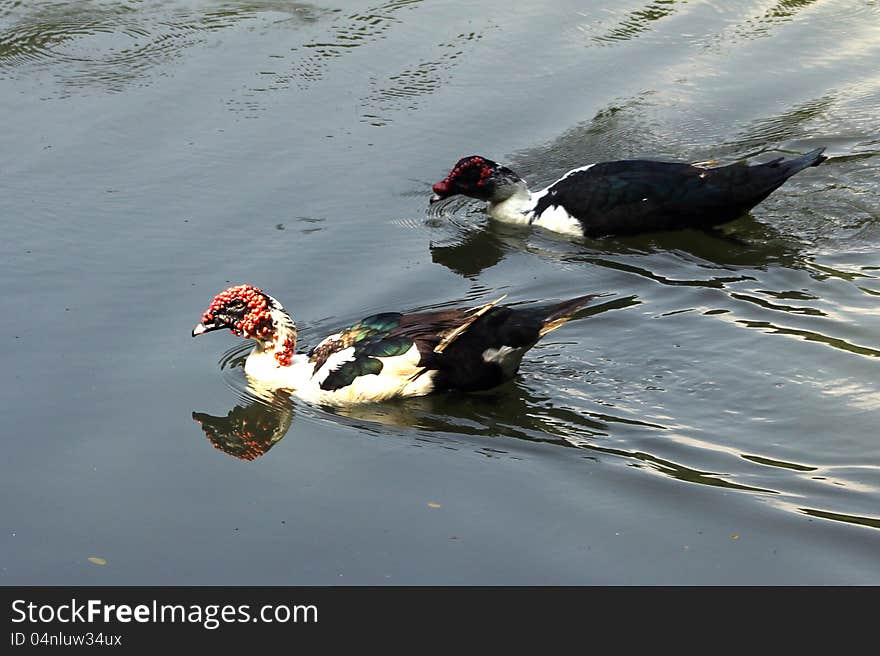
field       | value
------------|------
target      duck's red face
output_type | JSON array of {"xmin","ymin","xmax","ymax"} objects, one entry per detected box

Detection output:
[
  {"xmin": 430, "ymin": 155, "xmax": 502, "ymax": 203},
  {"xmin": 193, "ymin": 284, "xmax": 275, "ymax": 340}
]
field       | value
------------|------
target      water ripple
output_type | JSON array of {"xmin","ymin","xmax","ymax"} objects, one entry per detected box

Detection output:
[
  {"xmin": 0, "ymin": 1, "xmax": 321, "ymax": 91},
  {"xmin": 360, "ymin": 29, "xmax": 489, "ymax": 125},
  {"xmin": 290, "ymin": 0, "xmax": 423, "ymax": 87},
  {"xmin": 795, "ymin": 507, "xmax": 880, "ymax": 531},
  {"xmin": 578, "ymin": 0, "xmax": 688, "ymax": 46}
]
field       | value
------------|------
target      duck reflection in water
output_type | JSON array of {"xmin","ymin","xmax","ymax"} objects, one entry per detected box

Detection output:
[
  {"xmin": 191, "ymin": 384, "xmax": 771, "ymax": 493},
  {"xmin": 193, "ymin": 381, "xmax": 611, "ymax": 461},
  {"xmin": 429, "ymin": 211, "xmax": 813, "ymax": 280},
  {"xmin": 193, "ymin": 390, "xmax": 294, "ymax": 461}
]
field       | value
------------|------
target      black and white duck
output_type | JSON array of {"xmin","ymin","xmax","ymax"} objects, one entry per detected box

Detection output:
[
  {"xmin": 192, "ymin": 284, "xmax": 596, "ymax": 405},
  {"xmin": 430, "ymin": 149, "xmax": 827, "ymax": 238}
]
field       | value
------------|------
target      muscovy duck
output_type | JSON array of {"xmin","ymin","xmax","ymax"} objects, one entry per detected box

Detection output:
[
  {"xmin": 192, "ymin": 284, "xmax": 596, "ymax": 404},
  {"xmin": 430, "ymin": 148, "xmax": 827, "ymax": 237}
]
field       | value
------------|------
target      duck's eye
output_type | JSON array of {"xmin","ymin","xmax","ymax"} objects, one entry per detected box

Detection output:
[{"xmin": 227, "ymin": 299, "xmax": 246, "ymax": 313}]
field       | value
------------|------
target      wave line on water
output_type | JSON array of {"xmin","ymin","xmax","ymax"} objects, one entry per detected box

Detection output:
[{"xmin": 736, "ymin": 319, "xmax": 880, "ymax": 358}]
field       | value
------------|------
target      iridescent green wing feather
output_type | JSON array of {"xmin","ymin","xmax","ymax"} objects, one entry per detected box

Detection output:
[{"xmin": 308, "ymin": 313, "xmax": 416, "ymax": 391}]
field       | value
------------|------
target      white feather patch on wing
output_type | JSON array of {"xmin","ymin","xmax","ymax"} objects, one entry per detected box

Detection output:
[
  {"xmin": 530, "ymin": 204, "xmax": 585, "ymax": 237},
  {"xmin": 481, "ymin": 345, "xmax": 527, "ymax": 377},
  {"xmin": 482, "ymin": 346, "xmax": 517, "ymax": 363},
  {"xmin": 523, "ymin": 164, "xmax": 594, "ymax": 237},
  {"xmin": 558, "ymin": 163, "xmax": 595, "ymax": 180},
  {"xmin": 313, "ymin": 346, "xmax": 357, "ymax": 385}
]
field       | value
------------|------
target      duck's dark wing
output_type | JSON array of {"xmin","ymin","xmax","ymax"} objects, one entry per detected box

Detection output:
[
  {"xmin": 534, "ymin": 148, "xmax": 826, "ymax": 236},
  {"xmin": 308, "ymin": 294, "xmax": 595, "ymax": 393},
  {"xmin": 307, "ymin": 309, "xmax": 471, "ymax": 392}
]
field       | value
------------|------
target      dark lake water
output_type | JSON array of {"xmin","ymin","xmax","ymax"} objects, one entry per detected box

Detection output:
[{"xmin": 2, "ymin": 0, "xmax": 879, "ymax": 584}]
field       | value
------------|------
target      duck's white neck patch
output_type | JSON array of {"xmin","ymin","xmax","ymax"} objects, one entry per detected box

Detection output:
[
  {"xmin": 253, "ymin": 305, "xmax": 298, "ymax": 366},
  {"xmin": 487, "ymin": 187, "xmax": 533, "ymax": 225}
]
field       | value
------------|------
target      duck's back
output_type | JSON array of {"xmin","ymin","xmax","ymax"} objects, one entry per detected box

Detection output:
[{"xmin": 533, "ymin": 148, "xmax": 826, "ymax": 236}]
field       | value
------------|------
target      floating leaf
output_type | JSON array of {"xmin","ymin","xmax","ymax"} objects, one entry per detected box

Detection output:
[
  {"xmin": 87, "ymin": 557, "xmax": 107, "ymax": 566},
  {"xmin": 428, "ymin": 503, "xmax": 441, "ymax": 509}
]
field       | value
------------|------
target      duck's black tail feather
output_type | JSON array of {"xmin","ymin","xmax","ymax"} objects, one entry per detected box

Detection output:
[
  {"xmin": 763, "ymin": 147, "xmax": 827, "ymax": 177},
  {"xmin": 732, "ymin": 147, "xmax": 827, "ymax": 213}
]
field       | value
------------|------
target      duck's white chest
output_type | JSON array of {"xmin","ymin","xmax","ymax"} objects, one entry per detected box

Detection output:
[
  {"xmin": 487, "ymin": 197, "xmax": 533, "ymax": 225},
  {"xmin": 244, "ymin": 352, "xmax": 312, "ymax": 389}
]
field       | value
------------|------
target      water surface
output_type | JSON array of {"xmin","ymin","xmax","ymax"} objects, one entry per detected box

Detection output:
[{"xmin": 1, "ymin": 0, "xmax": 879, "ymax": 584}]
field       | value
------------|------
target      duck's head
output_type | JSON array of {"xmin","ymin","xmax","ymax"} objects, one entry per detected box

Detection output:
[
  {"xmin": 193, "ymin": 284, "xmax": 296, "ymax": 353},
  {"xmin": 430, "ymin": 155, "xmax": 525, "ymax": 204}
]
